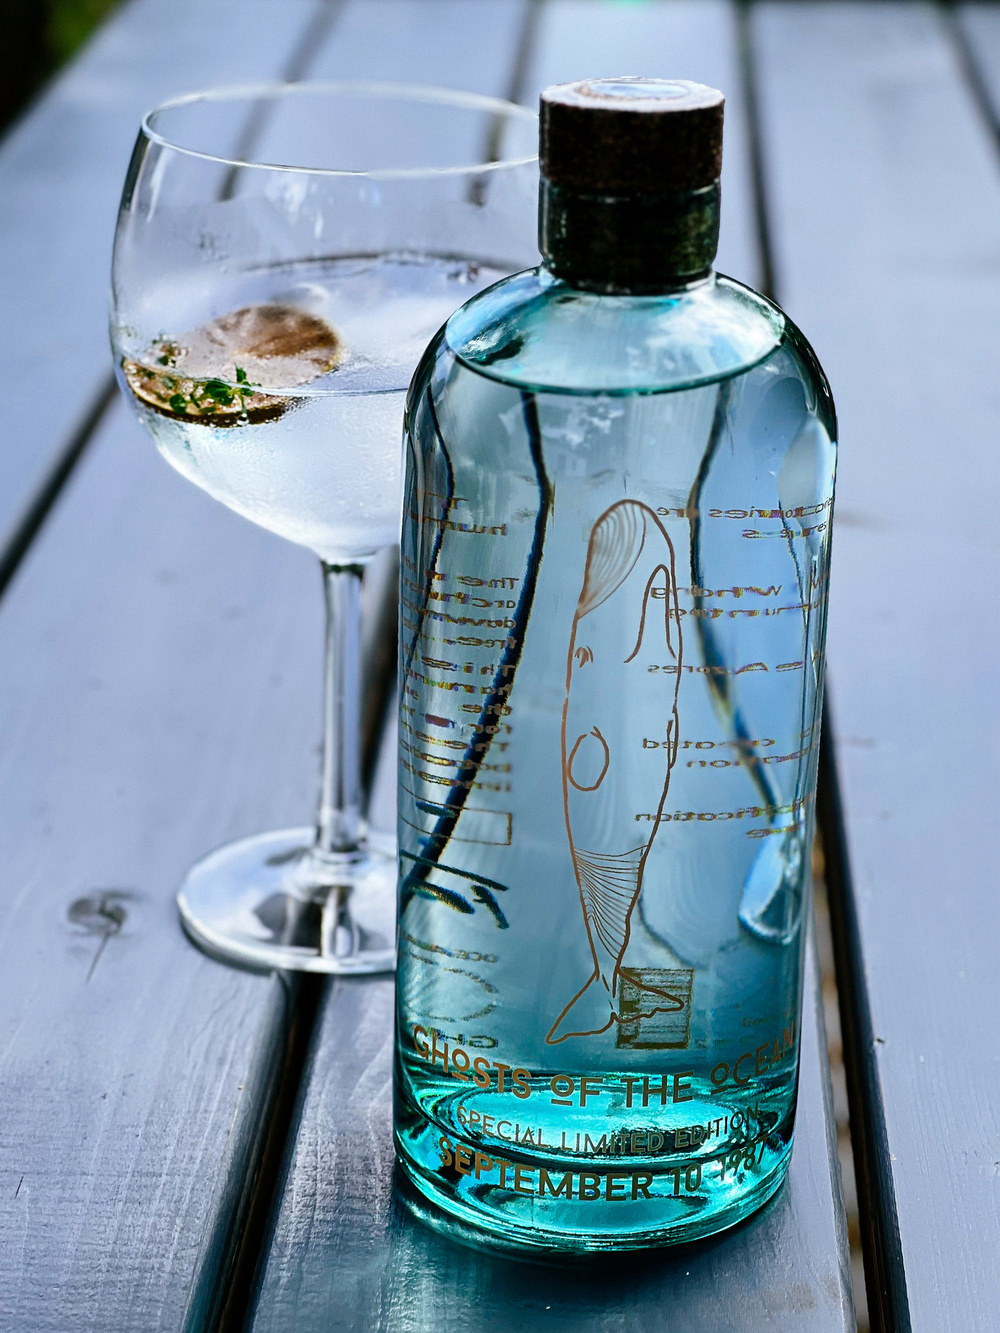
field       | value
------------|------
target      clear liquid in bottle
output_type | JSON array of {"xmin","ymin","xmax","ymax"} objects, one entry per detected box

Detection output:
[{"xmin": 394, "ymin": 78, "xmax": 837, "ymax": 1253}]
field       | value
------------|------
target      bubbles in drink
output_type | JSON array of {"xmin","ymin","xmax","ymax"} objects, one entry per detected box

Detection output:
[{"xmin": 117, "ymin": 256, "xmax": 503, "ymax": 562}]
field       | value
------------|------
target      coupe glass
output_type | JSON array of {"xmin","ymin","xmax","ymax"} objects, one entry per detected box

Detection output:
[{"xmin": 110, "ymin": 82, "xmax": 538, "ymax": 972}]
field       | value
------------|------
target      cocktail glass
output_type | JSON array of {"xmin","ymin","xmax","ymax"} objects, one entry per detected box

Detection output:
[{"xmin": 110, "ymin": 82, "xmax": 537, "ymax": 971}]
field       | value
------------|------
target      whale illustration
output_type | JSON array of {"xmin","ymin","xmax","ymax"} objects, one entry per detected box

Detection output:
[{"xmin": 546, "ymin": 500, "xmax": 683, "ymax": 1045}]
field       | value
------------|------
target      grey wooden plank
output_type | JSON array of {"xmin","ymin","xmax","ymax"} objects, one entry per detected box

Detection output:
[
  {"xmin": 956, "ymin": 4, "xmax": 1000, "ymax": 89},
  {"xmin": 0, "ymin": 3, "xmax": 532, "ymax": 1325},
  {"xmin": 520, "ymin": 0, "xmax": 761, "ymax": 286},
  {"xmin": 304, "ymin": 0, "xmax": 530, "ymax": 84},
  {"xmin": 0, "ymin": 392, "xmax": 326, "ymax": 1329},
  {"xmin": 250, "ymin": 2, "xmax": 852, "ymax": 1326},
  {"xmin": 0, "ymin": 5, "xmax": 341, "ymax": 1328},
  {"xmin": 755, "ymin": 4, "xmax": 1000, "ymax": 1329},
  {"xmin": 1, "ymin": 400, "xmax": 341, "ymax": 1326},
  {"xmin": 0, "ymin": 0, "xmax": 328, "ymax": 567},
  {"xmin": 250, "ymin": 932, "xmax": 851, "ymax": 1332}
]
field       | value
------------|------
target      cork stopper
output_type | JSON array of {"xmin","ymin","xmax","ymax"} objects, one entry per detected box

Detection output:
[
  {"xmin": 540, "ymin": 78, "xmax": 724, "ymax": 194},
  {"xmin": 537, "ymin": 77, "xmax": 726, "ymax": 294}
]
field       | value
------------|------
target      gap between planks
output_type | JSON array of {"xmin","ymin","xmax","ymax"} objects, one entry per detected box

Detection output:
[{"xmin": 209, "ymin": 3, "xmax": 543, "ymax": 1326}]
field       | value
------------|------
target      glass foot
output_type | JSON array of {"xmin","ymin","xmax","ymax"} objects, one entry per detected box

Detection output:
[{"xmin": 176, "ymin": 827, "xmax": 397, "ymax": 973}]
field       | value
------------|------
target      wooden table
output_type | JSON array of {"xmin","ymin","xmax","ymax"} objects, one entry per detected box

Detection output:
[{"xmin": 2, "ymin": 2, "xmax": 997, "ymax": 1330}]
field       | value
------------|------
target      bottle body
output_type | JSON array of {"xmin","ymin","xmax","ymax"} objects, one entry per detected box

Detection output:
[{"xmin": 395, "ymin": 269, "xmax": 836, "ymax": 1251}]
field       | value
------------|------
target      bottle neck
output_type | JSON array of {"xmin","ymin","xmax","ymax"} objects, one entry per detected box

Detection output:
[{"xmin": 538, "ymin": 177, "xmax": 721, "ymax": 296}]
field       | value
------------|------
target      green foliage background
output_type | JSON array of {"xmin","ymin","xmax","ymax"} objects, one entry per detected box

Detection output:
[
  {"xmin": 48, "ymin": 0, "xmax": 120, "ymax": 62},
  {"xmin": 1, "ymin": 0, "xmax": 122, "ymax": 131}
]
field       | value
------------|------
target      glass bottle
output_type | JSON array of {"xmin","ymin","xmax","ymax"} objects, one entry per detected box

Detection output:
[{"xmin": 394, "ymin": 77, "xmax": 837, "ymax": 1253}]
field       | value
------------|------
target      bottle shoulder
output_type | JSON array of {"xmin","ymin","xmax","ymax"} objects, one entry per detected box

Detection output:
[{"xmin": 443, "ymin": 267, "xmax": 790, "ymax": 396}]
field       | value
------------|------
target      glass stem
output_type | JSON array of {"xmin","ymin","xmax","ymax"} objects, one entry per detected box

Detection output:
[{"xmin": 316, "ymin": 561, "xmax": 365, "ymax": 856}]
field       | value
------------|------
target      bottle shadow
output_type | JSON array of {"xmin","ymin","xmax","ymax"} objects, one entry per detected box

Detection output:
[{"xmin": 378, "ymin": 1161, "xmax": 793, "ymax": 1327}]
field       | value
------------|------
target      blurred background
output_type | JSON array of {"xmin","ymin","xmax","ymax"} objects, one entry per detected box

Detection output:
[{"xmin": 0, "ymin": 0, "xmax": 120, "ymax": 129}]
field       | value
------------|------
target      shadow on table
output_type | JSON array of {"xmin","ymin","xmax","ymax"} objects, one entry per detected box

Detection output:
[
  {"xmin": 303, "ymin": 1165, "xmax": 833, "ymax": 1332},
  {"xmin": 250, "ymin": 971, "xmax": 850, "ymax": 1333}
]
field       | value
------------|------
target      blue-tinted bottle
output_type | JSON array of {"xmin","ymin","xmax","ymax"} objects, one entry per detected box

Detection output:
[{"xmin": 395, "ymin": 77, "xmax": 837, "ymax": 1252}]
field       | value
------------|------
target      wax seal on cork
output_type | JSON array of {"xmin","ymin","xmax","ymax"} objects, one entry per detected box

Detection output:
[{"xmin": 538, "ymin": 78, "xmax": 726, "ymax": 292}]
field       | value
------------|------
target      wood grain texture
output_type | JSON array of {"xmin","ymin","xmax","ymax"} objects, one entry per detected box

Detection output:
[
  {"xmin": 250, "ymin": 934, "xmax": 851, "ymax": 1332},
  {"xmin": 0, "ymin": 4, "xmax": 342, "ymax": 1327},
  {"xmin": 0, "ymin": 2, "xmax": 530, "ymax": 1325},
  {"xmin": 0, "ymin": 2, "xmax": 857, "ymax": 1326},
  {"xmin": 249, "ymin": 6, "xmax": 851, "ymax": 1329},
  {"xmin": 0, "ymin": 0, "xmax": 329, "ymax": 564},
  {"xmin": 0, "ymin": 394, "xmax": 330, "ymax": 1331},
  {"xmin": 955, "ymin": 2, "xmax": 1000, "ymax": 110},
  {"xmin": 755, "ymin": 5, "xmax": 1000, "ymax": 1329},
  {"xmin": 304, "ymin": 0, "xmax": 530, "ymax": 84}
]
